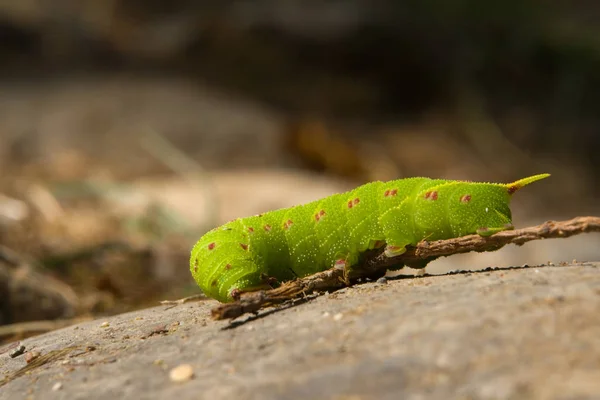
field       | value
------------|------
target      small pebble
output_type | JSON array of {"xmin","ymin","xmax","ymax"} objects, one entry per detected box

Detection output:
[
  {"xmin": 25, "ymin": 351, "xmax": 40, "ymax": 364},
  {"xmin": 322, "ymin": 312, "xmax": 330, "ymax": 318},
  {"xmin": 170, "ymin": 364, "xmax": 194, "ymax": 383},
  {"xmin": 333, "ymin": 313, "xmax": 344, "ymax": 321},
  {"xmin": 100, "ymin": 322, "xmax": 110, "ymax": 328},
  {"xmin": 9, "ymin": 345, "xmax": 26, "ymax": 358},
  {"xmin": 52, "ymin": 382, "xmax": 63, "ymax": 391},
  {"xmin": 376, "ymin": 277, "xmax": 388, "ymax": 285}
]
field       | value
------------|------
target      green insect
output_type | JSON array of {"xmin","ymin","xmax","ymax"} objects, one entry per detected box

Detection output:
[{"xmin": 190, "ymin": 174, "xmax": 549, "ymax": 302}]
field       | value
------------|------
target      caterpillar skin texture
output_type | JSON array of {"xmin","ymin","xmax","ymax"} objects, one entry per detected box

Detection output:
[{"xmin": 190, "ymin": 174, "xmax": 549, "ymax": 302}]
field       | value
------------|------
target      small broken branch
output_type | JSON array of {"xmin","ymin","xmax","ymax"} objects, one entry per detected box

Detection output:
[
  {"xmin": 0, "ymin": 345, "xmax": 93, "ymax": 388},
  {"xmin": 211, "ymin": 216, "xmax": 600, "ymax": 320},
  {"xmin": 0, "ymin": 318, "xmax": 91, "ymax": 341}
]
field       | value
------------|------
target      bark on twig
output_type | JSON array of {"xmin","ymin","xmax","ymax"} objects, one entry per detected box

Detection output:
[{"xmin": 211, "ymin": 216, "xmax": 600, "ymax": 320}]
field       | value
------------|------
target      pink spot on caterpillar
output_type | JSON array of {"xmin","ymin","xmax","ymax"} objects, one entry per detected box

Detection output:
[
  {"xmin": 208, "ymin": 242, "xmax": 215, "ymax": 250},
  {"xmin": 230, "ymin": 288, "xmax": 242, "ymax": 300},
  {"xmin": 507, "ymin": 185, "xmax": 518, "ymax": 195},
  {"xmin": 193, "ymin": 261, "xmax": 198, "ymax": 273},
  {"xmin": 353, "ymin": 198, "xmax": 360, "ymax": 205},
  {"xmin": 315, "ymin": 209, "xmax": 326, "ymax": 221},
  {"xmin": 424, "ymin": 191, "xmax": 438, "ymax": 200},
  {"xmin": 384, "ymin": 189, "xmax": 390, "ymax": 197},
  {"xmin": 347, "ymin": 200, "xmax": 354, "ymax": 208},
  {"xmin": 460, "ymin": 194, "xmax": 471, "ymax": 203},
  {"xmin": 334, "ymin": 259, "xmax": 347, "ymax": 269},
  {"xmin": 211, "ymin": 279, "xmax": 218, "ymax": 287},
  {"xmin": 248, "ymin": 227, "xmax": 254, "ymax": 233},
  {"xmin": 225, "ymin": 264, "xmax": 232, "ymax": 270},
  {"xmin": 264, "ymin": 224, "xmax": 272, "ymax": 232},
  {"xmin": 284, "ymin": 219, "xmax": 293, "ymax": 229},
  {"xmin": 240, "ymin": 243, "xmax": 248, "ymax": 251},
  {"xmin": 390, "ymin": 189, "xmax": 398, "ymax": 196}
]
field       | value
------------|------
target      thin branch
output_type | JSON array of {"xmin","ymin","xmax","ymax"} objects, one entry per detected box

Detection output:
[
  {"xmin": 0, "ymin": 345, "xmax": 92, "ymax": 388},
  {"xmin": 0, "ymin": 318, "xmax": 91, "ymax": 340},
  {"xmin": 160, "ymin": 294, "xmax": 207, "ymax": 308},
  {"xmin": 139, "ymin": 128, "xmax": 219, "ymax": 232},
  {"xmin": 356, "ymin": 215, "xmax": 600, "ymax": 277},
  {"xmin": 211, "ymin": 216, "xmax": 600, "ymax": 320}
]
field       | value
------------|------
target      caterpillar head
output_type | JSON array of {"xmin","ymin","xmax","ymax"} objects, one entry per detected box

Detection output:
[
  {"xmin": 448, "ymin": 184, "xmax": 512, "ymax": 236},
  {"xmin": 449, "ymin": 173, "xmax": 550, "ymax": 237}
]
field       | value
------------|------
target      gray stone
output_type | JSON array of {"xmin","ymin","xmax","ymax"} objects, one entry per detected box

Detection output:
[{"xmin": 1, "ymin": 262, "xmax": 599, "ymax": 399}]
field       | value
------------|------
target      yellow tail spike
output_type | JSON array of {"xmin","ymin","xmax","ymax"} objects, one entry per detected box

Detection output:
[{"xmin": 505, "ymin": 173, "xmax": 550, "ymax": 194}]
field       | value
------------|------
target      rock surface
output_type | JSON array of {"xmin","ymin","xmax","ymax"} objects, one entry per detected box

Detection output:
[{"xmin": 1, "ymin": 262, "xmax": 599, "ymax": 399}]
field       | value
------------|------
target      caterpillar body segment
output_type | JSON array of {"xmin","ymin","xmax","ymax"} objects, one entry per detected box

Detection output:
[{"xmin": 190, "ymin": 174, "xmax": 550, "ymax": 302}]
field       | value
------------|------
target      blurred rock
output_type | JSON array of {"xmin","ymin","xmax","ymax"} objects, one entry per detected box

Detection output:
[
  {"xmin": 110, "ymin": 169, "xmax": 354, "ymax": 231},
  {"xmin": 0, "ymin": 262, "xmax": 598, "ymax": 399},
  {"xmin": 0, "ymin": 76, "xmax": 286, "ymax": 176},
  {"xmin": 0, "ymin": 194, "xmax": 29, "ymax": 226},
  {"xmin": 0, "ymin": 252, "xmax": 78, "ymax": 326}
]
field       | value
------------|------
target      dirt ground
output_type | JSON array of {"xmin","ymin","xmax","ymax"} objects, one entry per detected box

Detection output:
[{"xmin": 0, "ymin": 261, "xmax": 599, "ymax": 400}]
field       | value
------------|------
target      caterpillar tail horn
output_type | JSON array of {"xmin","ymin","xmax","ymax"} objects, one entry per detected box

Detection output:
[{"xmin": 505, "ymin": 173, "xmax": 550, "ymax": 194}]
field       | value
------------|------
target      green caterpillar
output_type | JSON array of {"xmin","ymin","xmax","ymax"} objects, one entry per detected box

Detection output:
[{"xmin": 190, "ymin": 174, "xmax": 549, "ymax": 302}]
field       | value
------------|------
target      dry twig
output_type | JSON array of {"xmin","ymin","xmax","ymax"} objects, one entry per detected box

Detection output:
[
  {"xmin": 0, "ymin": 345, "xmax": 93, "ymax": 388},
  {"xmin": 0, "ymin": 318, "xmax": 91, "ymax": 341},
  {"xmin": 212, "ymin": 216, "xmax": 600, "ymax": 320}
]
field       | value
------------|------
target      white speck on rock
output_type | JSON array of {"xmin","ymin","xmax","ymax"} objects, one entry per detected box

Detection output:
[{"xmin": 169, "ymin": 364, "xmax": 194, "ymax": 383}]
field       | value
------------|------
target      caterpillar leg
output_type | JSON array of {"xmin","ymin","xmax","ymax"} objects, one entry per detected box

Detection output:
[
  {"xmin": 224, "ymin": 271, "xmax": 277, "ymax": 301},
  {"xmin": 342, "ymin": 259, "xmax": 387, "ymax": 284},
  {"xmin": 384, "ymin": 241, "xmax": 438, "ymax": 271},
  {"xmin": 229, "ymin": 283, "xmax": 274, "ymax": 301},
  {"xmin": 384, "ymin": 244, "xmax": 407, "ymax": 257}
]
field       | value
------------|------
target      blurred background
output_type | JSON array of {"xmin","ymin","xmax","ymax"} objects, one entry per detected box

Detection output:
[{"xmin": 0, "ymin": 0, "xmax": 598, "ymax": 339}]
